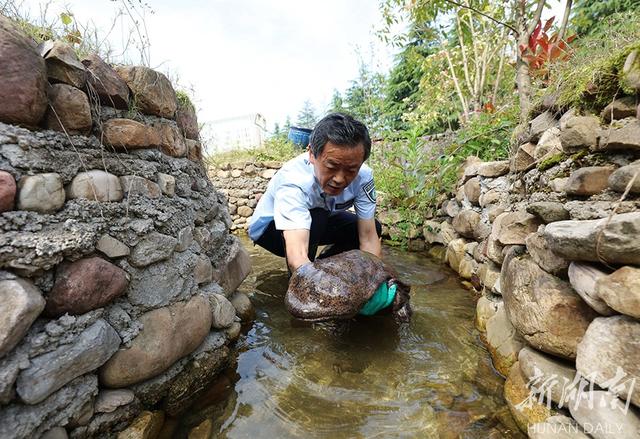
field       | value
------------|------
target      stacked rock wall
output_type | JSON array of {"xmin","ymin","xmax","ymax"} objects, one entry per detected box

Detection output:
[
  {"xmin": 0, "ymin": 17, "xmax": 251, "ymax": 439},
  {"xmin": 209, "ymin": 160, "xmax": 283, "ymax": 232},
  {"xmin": 419, "ymin": 91, "xmax": 640, "ymax": 435}
]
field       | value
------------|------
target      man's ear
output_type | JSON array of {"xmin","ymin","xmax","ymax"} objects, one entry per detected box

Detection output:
[{"xmin": 308, "ymin": 148, "xmax": 315, "ymax": 164}]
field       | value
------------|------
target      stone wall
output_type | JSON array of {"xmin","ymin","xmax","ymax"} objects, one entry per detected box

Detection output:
[
  {"xmin": 209, "ymin": 160, "xmax": 283, "ymax": 232},
  {"xmin": 420, "ymin": 91, "xmax": 640, "ymax": 435},
  {"xmin": 0, "ymin": 16, "xmax": 252, "ymax": 439}
]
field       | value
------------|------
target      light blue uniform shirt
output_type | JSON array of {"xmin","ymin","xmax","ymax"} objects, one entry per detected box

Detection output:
[{"xmin": 248, "ymin": 152, "xmax": 377, "ymax": 241}]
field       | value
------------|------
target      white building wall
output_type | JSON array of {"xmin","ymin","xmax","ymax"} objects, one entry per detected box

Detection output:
[{"xmin": 201, "ymin": 113, "xmax": 267, "ymax": 156}]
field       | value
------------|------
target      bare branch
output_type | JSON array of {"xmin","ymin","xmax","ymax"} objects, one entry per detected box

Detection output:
[
  {"xmin": 527, "ymin": 0, "xmax": 547, "ymax": 36},
  {"xmin": 557, "ymin": 0, "xmax": 573, "ymax": 42},
  {"xmin": 443, "ymin": 0, "xmax": 518, "ymax": 35}
]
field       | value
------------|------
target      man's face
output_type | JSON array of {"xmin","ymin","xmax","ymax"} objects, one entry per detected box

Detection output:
[{"xmin": 309, "ymin": 141, "xmax": 365, "ymax": 196}]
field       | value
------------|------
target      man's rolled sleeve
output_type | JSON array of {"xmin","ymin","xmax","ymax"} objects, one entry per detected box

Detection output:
[{"xmin": 273, "ymin": 183, "xmax": 311, "ymax": 231}]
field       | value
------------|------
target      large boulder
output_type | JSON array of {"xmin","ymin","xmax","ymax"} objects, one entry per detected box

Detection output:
[
  {"xmin": 501, "ymin": 255, "xmax": 597, "ymax": 359},
  {"xmin": 115, "ymin": 65, "xmax": 177, "ymax": 118},
  {"xmin": 153, "ymin": 120, "xmax": 187, "ymax": 157},
  {"xmin": 0, "ymin": 277, "xmax": 45, "ymax": 358},
  {"xmin": 99, "ymin": 295, "xmax": 212, "ymax": 387},
  {"xmin": 45, "ymin": 84, "xmax": 92, "ymax": 135},
  {"xmin": 496, "ymin": 211, "xmax": 541, "ymax": 246},
  {"xmin": 542, "ymin": 213, "xmax": 640, "ymax": 265},
  {"xmin": 452, "ymin": 210, "xmax": 481, "ymax": 239},
  {"xmin": 81, "ymin": 53, "xmax": 129, "ymax": 109},
  {"xmin": 40, "ymin": 40, "xmax": 86, "ymax": 89},
  {"xmin": 525, "ymin": 231, "xmax": 569, "ymax": 276},
  {"xmin": 595, "ymin": 266, "xmax": 640, "ymax": 319},
  {"xmin": 0, "ymin": 15, "xmax": 48, "ymax": 126},
  {"xmin": 576, "ymin": 316, "xmax": 640, "ymax": 408},
  {"xmin": 46, "ymin": 257, "xmax": 129, "ymax": 316},
  {"xmin": 16, "ymin": 319, "xmax": 120, "ymax": 404}
]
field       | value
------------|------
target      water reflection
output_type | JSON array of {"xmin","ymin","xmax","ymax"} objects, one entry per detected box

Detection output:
[{"xmin": 172, "ymin": 237, "xmax": 524, "ymax": 439}]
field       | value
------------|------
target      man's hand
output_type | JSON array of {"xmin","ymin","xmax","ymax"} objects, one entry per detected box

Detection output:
[
  {"xmin": 358, "ymin": 218, "xmax": 382, "ymax": 258},
  {"xmin": 283, "ymin": 229, "xmax": 311, "ymax": 271}
]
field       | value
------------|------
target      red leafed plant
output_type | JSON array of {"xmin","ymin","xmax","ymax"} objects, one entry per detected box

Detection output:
[{"xmin": 519, "ymin": 16, "xmax": 576, "ymax": 78}]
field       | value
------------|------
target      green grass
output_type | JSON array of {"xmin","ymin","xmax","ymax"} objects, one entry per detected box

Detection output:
[
  {"xmin": 204, "ymin": 136, "xmax": 301, "ymax": 167},
  {"xmin": 539, "ymin": 10, "xmax": 640, "ymax": 113}
]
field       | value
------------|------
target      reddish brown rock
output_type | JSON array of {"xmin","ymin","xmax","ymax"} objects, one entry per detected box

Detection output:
[
  {"xmin": 153, "ymin": 120, "xmax": 187, "ymax": 157},
  {"xmin": 102, "ymin": 118, "xmax": 161, "ymax": 150},
  {"xmin": 0, "ymin": 171, "xmax": 16, "ymax": 213},
  {"xmin": 0, "ymin": 15, "xmax": 48, "ymax": 127},
  {"xmin": 81, "ymin": 53, "xmax": 129, "ymax": 109},
  {"xmin": 115, "ymin": 65, "xmax": 177, "ymax": 118},
  {"xmin": 40, "ymin": 40, "xmax": 86, "ymax": 89},
  {"xmin": 45, "ymin": 84, "xmax": 92, "ymax": 135},
  {"xmin": 564, "ymin": 166, "xmax": 615, "ymax": 196},
  {"xmin": 46, "ymin": 257, "xmax": 129, "ymax": 316},
  {"xmin": 176, "ymin": 101, "xmax": 199, "ymax": 140},
  {"xmin": 187, "ymin": 139, "xmax": 202, "ymax": 162}
]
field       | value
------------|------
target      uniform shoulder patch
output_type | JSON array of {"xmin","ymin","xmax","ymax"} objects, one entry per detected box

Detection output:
[{"xmin": 362, "ymin": 179, "xmax": 376, "ymax": 203}]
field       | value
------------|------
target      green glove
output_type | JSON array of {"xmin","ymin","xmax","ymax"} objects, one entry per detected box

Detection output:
[{"xmin": 359, "ymin": 282, "xmax": 397, "ymax": 316}]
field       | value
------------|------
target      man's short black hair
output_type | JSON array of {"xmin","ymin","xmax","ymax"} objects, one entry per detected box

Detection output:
[{"xmin": 309, "ymin": 113, "xmax": 371, "ymax": 161}]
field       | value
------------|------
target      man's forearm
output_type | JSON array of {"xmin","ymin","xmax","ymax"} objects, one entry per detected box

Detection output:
[
  {"xmin": 358, "ymin": 218, "xmax": 382, "ymax": 258},
  {"xmin": 283, "ymin": 229, "xmax": 311, "ymax": 271}
]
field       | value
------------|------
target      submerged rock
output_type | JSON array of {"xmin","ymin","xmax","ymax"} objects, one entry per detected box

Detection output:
[{"xmin": 285, "ymin": 250, "xmax": 411, "ymax": 322}]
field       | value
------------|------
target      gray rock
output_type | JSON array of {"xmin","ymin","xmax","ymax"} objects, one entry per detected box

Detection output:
[
  {"xmin": 576, "ymin": 316, "xmax": 640, "ymax": 408},
  {"xmin": 452, "ymin": 210, "xmax": 481, "ymax": 239},
  {"xmin": 125, "ymin": 249, "xmax": 198, "ymax": 308},
  {"xmin": 549, "ymin": 177, "xmax": 569, "ymax": 193},
  {"xmin": 194, "ymin": 256, "xmax": 213, "ymax": 285},
  {"xmin": 601, "ymin": 96, "xmax": 638, "ymax": 123},
  {"xmin": 0, "ymin": 375, "xmax": 97, "ymax": 439},
  {"xmin": 534, "ymin": 127, "xmax": 562, "ymax": 161},
  {"xmin": 518, "ymin": 346, "xmax": 577, "ymax": 405},
  {"xmin": 608, "ymin": 160, "xmax": 640, "ymax": 194},
  {"xmin": 94, "ymin": 389, "xmax": 135, "ymax": 413},
  {"xmin": 209, "ymin": 293, "xmax": 235, "ymax": 329},
  {"xmin": 526, "ymin": 201, "xmax": 570, "ymax": 223},
  {"xmin": 225, "ymin": 322, "xmax": 242, "ymax": 342},
  {"xmin": 0, "ymin": 350, "xmax": 27, "ymax": 404},
  {"xmin": 485, "ymin": 304, "xmax": 524, "ymax": 376},
  {"xmin": 598, "ymin": 118, "xmax": 640, "ymax": 151},
  {"xmin": 96, "ymin": 234, "xmax": 130, "ymax": 258},
  {"xmin": 17, "ymin": 173, "xmax": 65, "ymax": 213},
  {"xmin": 175, "ymin": 226, "xmax": 193, "ymax": 252},
  {"xmin": 501, "ymin": 255, "xmax": 597, "ymax": 359},
  {"xmin": 0, "ymin": 278, "xmax": 45, "ymax": 358},
  {"xmin": 595, "ymin": 266, "xmax": 640, "ymax": 319},
  {"xmin": 530, "ymin": 111, "xmax": 558, "ymax": 142},
  {"xmin": 525, "ymin": 231, "xmax": 569, "ymax": 276},
  {"xmin": 119, "ymin": 175, "xmax": 161, "ymax": 199},
  {"xmin": 621, "ymin": 49, "xmax": 640, "ymax": 92},
  {"xmin": 559, "ymin": 115, "xmax": 599, "ymax": 151},
  {"xmin": 129, "ymin": 232, "xmax": 177, "ymax": 268},
  {"xmin": 463, "ymin": 177, "xmax": 481, "ymax": 205},
  {"xmin": 568, "ymin": 262, "xmax": 616, "ymax": 316},
  {"xmin": 157, "ymin": 172, "xmax": 175, "ymax": 196},
  {"xmin": 543, "ymin": 213, "xmax": 640, "ymax": 265},
  {"xmin": 569, "ymin": 390, "xmax": 640, "ymax": 439},
  {"xmin": 477, "ymin": 160, "xmax": 510, "ymax": 177},
  {"xmin": 69, "ymin": 398, "xmax": 141, "ymax": 439},
  {"xmin": 66, "ymin": 170, "xmax": 123, "ymax": 202},
  {"xmin": 16, "ymin": 320, "xmax": 120, "ymax": 404}
]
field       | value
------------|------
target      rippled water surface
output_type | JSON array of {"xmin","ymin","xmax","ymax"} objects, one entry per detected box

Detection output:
[{"xmin": 174, "ymin": 236, "xmax": 524, "ymax": 438}]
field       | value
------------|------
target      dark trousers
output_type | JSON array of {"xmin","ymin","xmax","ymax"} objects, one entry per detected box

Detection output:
[{"xmin": 254, "ymin": 208, "xmax": 382, "ymax": 261}]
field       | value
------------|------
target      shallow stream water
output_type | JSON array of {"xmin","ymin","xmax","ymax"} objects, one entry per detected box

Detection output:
[{"xmin": 173, "ymin": 236, "xmax": 525, "ymax": 438}]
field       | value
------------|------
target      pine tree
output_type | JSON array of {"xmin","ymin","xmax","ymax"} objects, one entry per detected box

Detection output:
[{"xmin": 296, "ymin": 100, "xmax": 317, "ymax": 129}]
